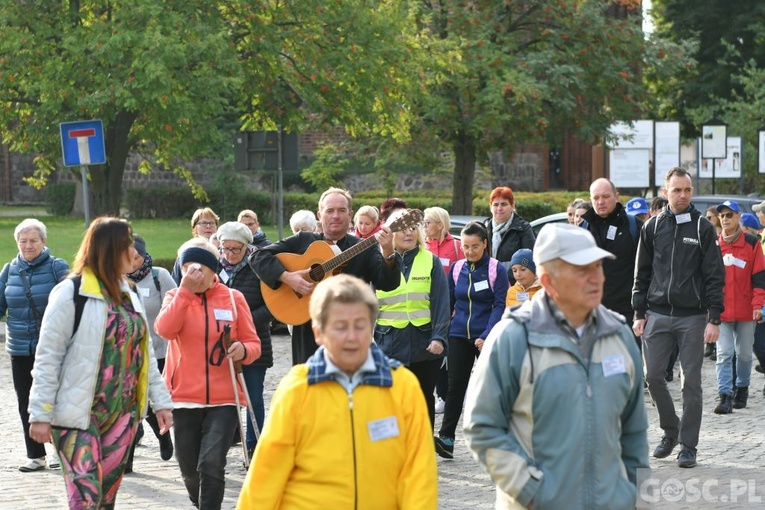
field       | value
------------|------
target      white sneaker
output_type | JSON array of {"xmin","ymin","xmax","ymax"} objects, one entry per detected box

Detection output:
[
  {"xmin": 49, "ymin": 457, "xmax": 60, "ymax": 469},
  {"xmin": 435, "ymin": 397, "xmax": 446, "ymax": 414},
  {"xmin": 19, "ymin": 458, "xmax": 46, "ymax": 472}
]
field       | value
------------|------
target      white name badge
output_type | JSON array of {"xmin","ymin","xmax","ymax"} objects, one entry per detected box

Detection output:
[
  {"xmin": 602, "ymin": 354, "xmax": 626, "ymax": 378},
  {"xmin": 516, "ymin": 292, "xmax": 529, "ymax": 301},
  {"xmin": 439, "ymin": 257, "xmax": 450, "ymax": 267},
  {"xmin": 474, "ymin": 280, "xmax": 489, "ymax": 292},
  {"xmin": 130, "ymin": 292, "xmax": 145, "ymax": 314},
  {"xmin": 675, "ymin": 213, "xmax": 692, "ymax": 224},
  {"xmin": 722, "ymin": 253, "xmax": 747, "ymax": 269},
  {"xmin": 139, "ymin": 287, "xmax": 151, "ymax": 298},
  {"xmin": 214, "ymin": 309, "xmax": 234, "ymax": 321},
  {"xmin": 368, "ymin": 416, "xmax": 400, "ymax": 442},
  {"xmin": 218, "ymin": 270, "xmax": 229, "ymax": 284},
  {"xmin": 606, "ymin": 225, "xmax": 618, "ymax": 240}
]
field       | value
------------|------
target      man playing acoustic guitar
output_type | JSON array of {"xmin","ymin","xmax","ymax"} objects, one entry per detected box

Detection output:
[{"xmin": 251, "ymin": 187, "xmax": 401, "ymax": 365}]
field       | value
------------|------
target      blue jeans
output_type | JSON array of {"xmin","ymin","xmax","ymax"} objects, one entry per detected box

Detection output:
[
  {"xmin": 716, "ymin": 321, "xmax": 756, "ymax": 395},
  {"xmin": 241, "ymin": 364, "xmax": 266, "ymax": 450}
]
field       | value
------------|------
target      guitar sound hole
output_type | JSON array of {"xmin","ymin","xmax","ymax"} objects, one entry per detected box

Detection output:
[{"xmin": 308, "ymin": 264, "xmax": 325, "ymax": 282}]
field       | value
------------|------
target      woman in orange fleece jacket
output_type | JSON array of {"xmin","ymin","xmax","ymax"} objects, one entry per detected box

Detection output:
[{"xmin": 155, "ymin": 237, "xmax": 260, "ymax": 510}]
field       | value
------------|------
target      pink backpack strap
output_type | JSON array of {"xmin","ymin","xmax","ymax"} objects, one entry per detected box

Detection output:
[
  {"xmin": 488, "ymin": 258, "xmax": 498, "ymax": 291},
  {"xmin": 452, "ymin": 259, "xmax": 466, "ymax": 285}
]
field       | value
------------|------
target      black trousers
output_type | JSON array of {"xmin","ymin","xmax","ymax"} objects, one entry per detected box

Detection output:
[
  {"xmin": 408, "ymin": 358, "xmax": 442, "ymax": 428},
  {"xmin": 11, "ymin": 355, "xmax": 47, "ymax": 459},
  {"xmin": 439, "ymin": 338, "xmax": 480, "ymax": 439},
  {"xmin": 173, "ymin": 406, "xmax": 238, "ymax": 510}
]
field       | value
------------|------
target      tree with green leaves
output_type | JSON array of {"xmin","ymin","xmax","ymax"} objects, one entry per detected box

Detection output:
[
  {"xmin": 0, "ymin": 2, "xmax": 242, "ymax": 215},
  {"xmin": 412, "ymin": 0, "xmax": 651, "ymax": 213},
  {"xmin": 0, "ymin": 1, "xmax": 420, "ymax": 216},
  {"xmin": 649, "ymin": 0, "xmax": 765, "ymax": 134}
]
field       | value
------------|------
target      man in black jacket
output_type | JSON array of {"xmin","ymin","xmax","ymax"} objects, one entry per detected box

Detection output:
[
  {"xmin": 632, "ymin": 167, "xmax": 725, "ymax": 469},
  {"xmin": 583, "ymin": 178, "xmax": 641, "ymax": 328},
  {"xmin": 251, "ymin": 187, "xmax": 400, "ymax": 365}
]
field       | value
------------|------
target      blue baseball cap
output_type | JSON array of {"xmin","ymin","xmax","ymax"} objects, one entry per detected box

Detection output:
[
  {"xmin": 509, "ymin": 248, "xmax": 536, "ymax": 274},
  {"xmin": 741, "ymin": 213, "xmax": 761, "ymax": 231},
  {"xmin": 626, "ymin": 197, "xmax": 649, "ymax": 216},
  {"xmin": 716, "ymin": 200, "xmax": 742, "ymax": 214}
]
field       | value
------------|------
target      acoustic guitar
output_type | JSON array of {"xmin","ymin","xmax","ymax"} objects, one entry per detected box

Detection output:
[{"xmin": 261, "ymin": 209, "xmax": 424, "ymax": 325}]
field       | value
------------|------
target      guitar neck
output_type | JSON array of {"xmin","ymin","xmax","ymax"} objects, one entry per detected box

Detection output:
[{"xmin": 322, "ymin": 236, "xmax": 379, "ymax": 273}]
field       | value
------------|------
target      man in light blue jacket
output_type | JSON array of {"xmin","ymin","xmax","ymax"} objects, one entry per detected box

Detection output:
[{"xmin": 464, "ymin": 224, "xmax": 649, "ymax": 510}]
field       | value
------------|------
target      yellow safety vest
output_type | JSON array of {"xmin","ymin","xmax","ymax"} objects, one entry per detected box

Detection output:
[{"xmin": 377, "ymin": 250, "xmax": 433, "ymax": 328}]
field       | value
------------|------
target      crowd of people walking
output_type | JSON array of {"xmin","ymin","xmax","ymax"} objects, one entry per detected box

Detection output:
[{"xmin": 4, "ymin": 171, "xmax": 765, "ymax": 509}]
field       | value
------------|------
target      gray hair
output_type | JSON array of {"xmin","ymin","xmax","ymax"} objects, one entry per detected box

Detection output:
[
  {"xmin": 14, "ymin": 218, "xmax": 47, "ymax": 242},
  {"xmin": 176, "ymin": 236, "xmax": 218, "ymax": 258},
  {"xmin": 290, "ymin": 210, "xmax": 317, "ymax": 234}
]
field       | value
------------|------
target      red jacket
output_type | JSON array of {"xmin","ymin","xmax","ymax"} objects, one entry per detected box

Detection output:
[
  {"xmin": 719, "ymin": 232, "xmax": 765, "ymax": 322},
  {"xmin": 426, "ymin": 232, "xmax": 465, "ymax": 275},
  {"xmin": 155, "ymin": 281, "xmax": 261, "ymax": 406}
]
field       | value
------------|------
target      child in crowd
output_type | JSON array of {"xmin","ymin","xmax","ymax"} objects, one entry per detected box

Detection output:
[{"xmin": 505, "ymin": 248, "xmax": 542, "ymax": 308}]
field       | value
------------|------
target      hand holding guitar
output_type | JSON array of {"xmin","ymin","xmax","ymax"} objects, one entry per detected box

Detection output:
[
  {"xmin": 375, "ymin": 225, "xmax": 394, "ymax": 257},
  {"xmin": 280, "ymin": 268, "xmax": 314, "ymax": 295}
]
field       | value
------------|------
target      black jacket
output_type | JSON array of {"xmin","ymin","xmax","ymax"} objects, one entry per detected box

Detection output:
[
  {"xmin": 220, "ymin": 253, "xmax": 273, "ymax": 368},
  {"xmin": 484, "ymin": 213, "xmax": 535, "ymax": 282},
  {"xmin": 632, "ymin": 204, "xmax": 724, "ymax": 321},
  {"xmin": 583, "ymin": 203, "xmax": 641, "ymax": 319}
]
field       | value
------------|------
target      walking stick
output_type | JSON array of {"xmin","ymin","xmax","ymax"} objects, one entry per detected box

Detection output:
[
  {"xmin": 223, "ymin": 325, "xmax": 250, "ymax": 468},
  {"xmin": 222, "ymin": 325, "xmax": 261, "ymax": 443}
]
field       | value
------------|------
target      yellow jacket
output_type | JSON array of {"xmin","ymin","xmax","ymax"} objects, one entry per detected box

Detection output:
[
  {"xmin": 506, "ymin": 279, "xmax": 542, "ymax": 308},
  {"xmin": 237, "ymin": 345, "xmax": 438, "ymax": 510}
]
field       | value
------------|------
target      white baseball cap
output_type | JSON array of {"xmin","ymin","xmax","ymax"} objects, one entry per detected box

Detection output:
[{"xmin": 533, "ymin": 223, "xmax": 616, "ymax": 267}]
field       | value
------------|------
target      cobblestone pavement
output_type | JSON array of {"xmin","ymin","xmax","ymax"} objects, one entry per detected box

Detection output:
[{"xmin": 2, "ymin": 333, "xmax": 765, "ymax": 509}]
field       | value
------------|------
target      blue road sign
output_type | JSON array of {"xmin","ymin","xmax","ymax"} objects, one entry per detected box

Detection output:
[{"xmin": 59, "ymin": 120, "xmax": 106, "ymax": 167}]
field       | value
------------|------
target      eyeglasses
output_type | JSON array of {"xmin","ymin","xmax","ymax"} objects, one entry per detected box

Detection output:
[
  {"xmin": 719, "ymin": 212, "xmax": 737, "ymax": 219},
  {"xmin": 196, "ymin": 221, "xmax": 216, "ymax": 227},
  {"xmin": 219, "ymin": 246, "xmax": 243, "ymax": 254}
]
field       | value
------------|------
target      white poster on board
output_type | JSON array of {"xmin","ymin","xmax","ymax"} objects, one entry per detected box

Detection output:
[
  {"xmin": 759, "ymin": 131, "xmax": 765, "ymax": 174},
  {"xmin": 701, "ymin": 125, "xmax": 727, "ymax": 158},
  {"xmin": 699, "ymin": 137, "xmax": 741, "ymax": 178},
  {"xmin": 610, "ymin": 149, "xmax": 650, "ymax": 188},
  {"xmin": 654, "ymin": 121, "xmax": 680, "ymax": 186},
  {"xmin": 608, "ymin": 120, "xmax": 654, "ymax": 149}
]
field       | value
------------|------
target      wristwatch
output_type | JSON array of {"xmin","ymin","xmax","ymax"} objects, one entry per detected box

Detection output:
[{"xmin": 707, "ymin": 315, "xmax": 721, "ymax": 326}]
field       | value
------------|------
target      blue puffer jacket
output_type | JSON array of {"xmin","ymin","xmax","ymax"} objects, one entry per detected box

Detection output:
[{"xmin": 1, "ymin": 249, "xmax": 70, "ymax": 356}]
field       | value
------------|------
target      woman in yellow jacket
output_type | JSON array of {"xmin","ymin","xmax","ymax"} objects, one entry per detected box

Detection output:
[
  {"xmin": 505, "ymin": 249, "xmax": 542, "ymax": 308},
  {"xmin": 237, "ymin": 274, "xmax": 437, "ymax": 510}
]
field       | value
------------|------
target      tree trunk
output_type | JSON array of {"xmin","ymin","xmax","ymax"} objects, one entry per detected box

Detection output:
[
  {"xmin": 451, "ymin": 132, "xmax": 477, "ymax": 215},
  {"xmin": 89, "ymin": 109, "xmax": 137, "ymax": 216}
]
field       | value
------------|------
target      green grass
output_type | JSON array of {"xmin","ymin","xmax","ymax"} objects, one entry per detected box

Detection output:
[{"xmin": 0, "ymin": 212, "xmax": 281, "ymax": 267}]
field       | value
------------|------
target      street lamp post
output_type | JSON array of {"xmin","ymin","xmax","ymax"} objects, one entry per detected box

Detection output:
[{"xmin": 701, "ymin": 118, "xmax": 727, "ymax": 194}]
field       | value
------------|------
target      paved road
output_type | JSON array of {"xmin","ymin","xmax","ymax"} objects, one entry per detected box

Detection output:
[{"xmin": 2, "ymin": 332, "xmax": 765, "ymax": 509}]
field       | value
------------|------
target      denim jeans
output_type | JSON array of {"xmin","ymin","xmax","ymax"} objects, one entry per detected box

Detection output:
[
  {"xmin": 716, "ymin": 321, "xmax": 756, "ymax": 395},
  {"xmin": 241, "ymin": 364, "xmax": 266, "ymax": 450},
  {"xmin": 173, "ymin": 406, "xmax": 237, "ymax": 510}
]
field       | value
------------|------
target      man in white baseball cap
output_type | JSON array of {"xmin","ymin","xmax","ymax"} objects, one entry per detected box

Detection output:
[{"xmin": 464, "ymin": 223, "xmax": 648, "ymax": 510}]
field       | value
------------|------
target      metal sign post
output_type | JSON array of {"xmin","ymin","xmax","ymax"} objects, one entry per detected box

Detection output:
[{"xmin": 59, "ymin": 120, "xmax": 106, "ymax": 226}]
